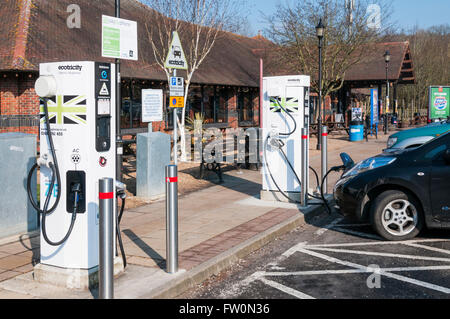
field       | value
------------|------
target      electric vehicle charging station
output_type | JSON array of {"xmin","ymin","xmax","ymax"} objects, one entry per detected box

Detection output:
[
  {"xmin": 29, "ymin": 61, "xmax": 122, "ymax": 288},
  {"xmin": 261, "ymin": 75, "xmax": 310, "ymax": 203}
]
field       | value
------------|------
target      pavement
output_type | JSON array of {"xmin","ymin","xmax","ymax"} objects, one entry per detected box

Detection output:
[{"xmin": 0, "ymin": 132, "xmax": 389, "ymax": 299}]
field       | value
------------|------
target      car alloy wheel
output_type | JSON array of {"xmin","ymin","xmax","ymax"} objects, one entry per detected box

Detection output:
[
  {"xmin": 381, "ymin": 199, "xmax": 418, "ymax": 237},
  {"xmin": 370, "ymin": 190, "xmax": 423, "ymax": 241}
]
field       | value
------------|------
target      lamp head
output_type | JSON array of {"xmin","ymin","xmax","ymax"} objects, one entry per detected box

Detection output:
[
  {"xmin": 316, "ymin": 18, "xmax": 325, "ymax": 39},
  {"xmin": 384, "ymin": 50, "xmax": 391, "ymax": 63}
]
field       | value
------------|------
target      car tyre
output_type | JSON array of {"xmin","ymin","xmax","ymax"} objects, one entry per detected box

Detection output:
[{"xmin": 370, "ymin": 190, "xmax": 423, "ymax": 241}]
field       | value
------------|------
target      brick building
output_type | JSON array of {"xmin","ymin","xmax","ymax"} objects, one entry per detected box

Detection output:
[{"xmin": 0, "ymin": 0, "xmax": 414, "ymax": 137}]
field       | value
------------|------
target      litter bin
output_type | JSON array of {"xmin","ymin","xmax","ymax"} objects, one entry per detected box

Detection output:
[
  {"xmin": 349, "ymin": 120, "xmax": 364, "ymax": 142},
  {"xmin": 391, "ymin": 114, "xmax": 398, "ymax": 126}
]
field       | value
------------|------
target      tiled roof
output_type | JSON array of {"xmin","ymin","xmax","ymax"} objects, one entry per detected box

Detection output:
[
  {"xmin": 0, "ymin": 0, "xmax": 267, "ymax": 87},
  {"xmin": 345, "ymin": 41, "xmax": 415, "ymax": 84},
  {"xmin": 0, "ymin": 0, "xmax": 414, "ymax": 86}
]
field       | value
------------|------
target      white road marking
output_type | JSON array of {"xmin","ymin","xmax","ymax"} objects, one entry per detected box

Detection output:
[
  {"xmin": 297, "ymin": 248, "xmax": 450, "ymax": 294},
  {"xmin": 314, "ymin": 217, "xmax": 344, "ymax": 236},
  {"xmin": 258, "ymin": 277, "xmax": 315, "ymax": 299},
  {"xmin": 307, "ymin": 246, "xmax": 450, "ymax": 263},
  {"xmin": 403, "ymin": 242, "xmax": 450, "ymax": 255},
  {"xmin": 282, "ymin": 242, "xmax": 308, "ymax": 258},
  {"xmin": 305, "ymin": 238, "xmax": 449, "ymax": 248},
  {"xmin": 242, "ymin": 225, "xmax": 450, "ymax": 298},
  {"xmin": 258, "ymin": 265, "xmax": 450, "ymax": 277}
]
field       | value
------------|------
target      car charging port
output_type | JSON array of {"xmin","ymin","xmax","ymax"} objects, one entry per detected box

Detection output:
[{"xmin": 66, "ymin": 171, "xmax": 86, "ymax": 214}]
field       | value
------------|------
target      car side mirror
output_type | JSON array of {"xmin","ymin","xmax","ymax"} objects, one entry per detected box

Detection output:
[
  {"xmin": 443, "ymin": 149, "xmax": 450, "ymax": 164},
  {"xmin": 340, "ymin": 152, "xmax": 355, "ymax": 171}
]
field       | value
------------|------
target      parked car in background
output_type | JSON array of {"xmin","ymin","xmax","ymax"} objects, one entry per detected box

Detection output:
[
  {"xmin": 334, "ymin": 131, "xmax": 450, "ymax": 241},
  {"xmin": 386, "ymin": 119, "xmax": 450, "ymax": 150}
]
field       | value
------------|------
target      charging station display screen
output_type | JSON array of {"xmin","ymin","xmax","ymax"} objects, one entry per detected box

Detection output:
[{"xmin": 95, "ymin": 62, "xmax": 112, "ymax": 152}]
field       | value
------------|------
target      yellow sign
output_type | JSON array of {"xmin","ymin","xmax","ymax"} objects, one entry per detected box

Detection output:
[{"xmin": 170, "ymin": 96, "xmax": 184, "ymax": 108}]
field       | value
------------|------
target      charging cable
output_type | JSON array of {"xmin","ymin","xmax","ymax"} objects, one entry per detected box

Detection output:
[{"xmin": 27, "ymin": 98, "xmax": 77, "ymax": 246}]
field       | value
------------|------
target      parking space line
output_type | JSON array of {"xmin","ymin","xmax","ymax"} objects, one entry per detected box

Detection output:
[
  {"xmin": 403, "ymin": 242, "xmax": 450, "ymax": 255},
  {"xmin": 257, "ymin": 265, "xmax": 450, "ymax": 277},
  {"xmin": 258, "ymin": 277, "xmax": 315, "ymax": 299},
  {"xmin": 304, "ymin": 238, "xmax": 450, "ymax": 248},
  {"xmin": 282, "ymin": 242, "xmax": 308, "ymax": 258},
  {"xmin": 314, "ymin": 217, "xmax": 344, "ymax": 236},
  {"xmin": 297, "ymin": 248, "xmax": 450, "ymax": 294},
  {"xmin": 308, "ymin": 246, "xmax": 450, "ymax": 262}
]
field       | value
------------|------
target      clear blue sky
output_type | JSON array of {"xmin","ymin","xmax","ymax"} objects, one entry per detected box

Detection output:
[{"xmin": 247, "ymin": 0, "xmax": 450, "ymax": 36}]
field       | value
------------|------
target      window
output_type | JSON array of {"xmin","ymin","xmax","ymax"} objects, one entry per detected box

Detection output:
[
  {"xmin": 185, "ymin": 85, "xmax": 228, "ymax": 125},
  {"xmin": 121, "ymin": 80, "xmax": 166, "ymax": 131},
  {"xmin": 423, "ymin": 134, "xmax": 450, "ymax": 160},
  {"xmin": 238, "ymin": 90, "xmax": 254, "ymax": 124},
  {"xmin": 120, "ymin": 81, "xmax": 143, "ymax": 130}
]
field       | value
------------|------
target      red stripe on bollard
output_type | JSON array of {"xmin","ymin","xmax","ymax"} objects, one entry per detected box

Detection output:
[
  {"xmin": 322, "ymin": 133, "xmax": 328, "ymax": 137},
  {"xmin": 166, "ymin": 177, "xmax": 178, "ymax": 183},
  {"xmin": 99, "ymin": 192, "xmax": 114, "ymax": 200}
]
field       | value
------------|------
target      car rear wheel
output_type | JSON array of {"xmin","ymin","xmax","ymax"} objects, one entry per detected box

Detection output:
[{"xmin": 370, "ymin": 190, "xmax": 423, "ymax": 241}]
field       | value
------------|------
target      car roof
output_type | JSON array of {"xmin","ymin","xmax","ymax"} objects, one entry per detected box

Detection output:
[{"xmin": 391, "ymin": 123, "xmax": 450, "ymax": 139}]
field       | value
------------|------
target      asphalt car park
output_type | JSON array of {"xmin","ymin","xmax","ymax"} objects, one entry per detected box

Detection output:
[{"xmin": 186, "ymin": 214, "xmax": 450, "ymax": 299}]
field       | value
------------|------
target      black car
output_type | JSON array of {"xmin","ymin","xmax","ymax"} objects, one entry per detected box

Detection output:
[{"xmin": 334, "ymin": 131, "xmax": 450, "ymax": 241}]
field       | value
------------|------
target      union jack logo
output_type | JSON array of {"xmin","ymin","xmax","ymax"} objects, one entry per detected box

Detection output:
[
  {"xmin": 40, "ymin": 95, "xmax": 87, "ymax": 125},
  {"xmin": 270, "ymin": 97, "xmax": 299, "ymax": 113}
]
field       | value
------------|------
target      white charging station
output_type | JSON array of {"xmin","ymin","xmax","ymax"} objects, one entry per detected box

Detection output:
[
  {"xmin": 32, "ymin": 61, "xmax": 119, "ymax": 288},
  {"xmin": 261, "ymin": 75, "xmax": 310, "ymax": 202}
]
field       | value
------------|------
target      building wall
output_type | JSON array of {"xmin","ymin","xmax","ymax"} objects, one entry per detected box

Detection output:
[
  {"xmin": 0, "ymin": 73, "xmax": 39, "ymax": 136},
  {"xmin": 0, "ymin": 73, "xmax": 260, "ymax": 140}
]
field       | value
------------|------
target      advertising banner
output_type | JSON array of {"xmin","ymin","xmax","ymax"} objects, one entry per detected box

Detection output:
[
  {"xmin": 370, "ymin": 89, "xmax": 379, "ymax": 125},
  {"xmin": 429, "ymin": 86, "xmax": 450, "ymax": 119}
]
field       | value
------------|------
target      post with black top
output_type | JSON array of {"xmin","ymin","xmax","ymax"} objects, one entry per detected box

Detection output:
[
  {"xmin": 99, "ymin": 177, "xmax": 114, "ymax": 299},
  {"xmin": 301, "ymin": 128, "xmax": 308, "ymax": 207},
  {"xmin": 166, "ymin": 165, "xmax": 178, "ymax": 273},
  {"xmin": 321, "ymin": 126, "xmax": 328, "ymax": 195}
]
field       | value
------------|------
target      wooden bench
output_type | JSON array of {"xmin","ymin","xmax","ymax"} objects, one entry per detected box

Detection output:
[{"xmin": 195, "ymin": 133, "xmax": 261, "ymax": 183}]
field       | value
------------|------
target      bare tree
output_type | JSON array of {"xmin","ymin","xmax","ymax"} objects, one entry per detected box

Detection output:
[
  {"xmin": 264, "ymin": 0, "xmax": 394, "ymax": 121},
  {"xmin": 141, "ymin": 0, "xmax": 247, "ymax": 161},
  {"xmin": 396, "ymin": 24, "xmax": 450, "ymax": 119}
]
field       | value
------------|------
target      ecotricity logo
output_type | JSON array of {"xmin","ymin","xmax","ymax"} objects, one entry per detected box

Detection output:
[{"xmin": 58, "ymin": 65, "xmax": 83, "ymax": 72}]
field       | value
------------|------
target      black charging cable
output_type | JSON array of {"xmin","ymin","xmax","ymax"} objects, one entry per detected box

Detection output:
[
  {"xmin": 116, "ymin": 195, "xmax": 127, "ymax": 268},
  {"xmin": 264, "ymin": 98, "xmax": 321, "ymax": 205},
  {"xmin": 26, "ymin": 98, "xmax": 78, "ymax": 246}
]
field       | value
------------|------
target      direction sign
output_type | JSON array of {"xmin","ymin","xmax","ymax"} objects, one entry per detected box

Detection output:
[
  {"xmin": 170, "ymin": 76, "xmax": 184, "ymax": 97},
  {"xmin": 170, "ymin": 96, "xmax": 184, "ymax": 108},
  {"xmin": 164, "ymin": 31, "xmax": 188, "ymax": 70}
]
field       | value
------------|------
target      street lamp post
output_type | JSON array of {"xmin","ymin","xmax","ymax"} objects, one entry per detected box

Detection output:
[
  {"xmin": 316, "ymin": 19, "xmax": 325, "ymax": 150},
  {"xmin": 384, "ymin": 50, "xmax": 390, "ymax": 134}
]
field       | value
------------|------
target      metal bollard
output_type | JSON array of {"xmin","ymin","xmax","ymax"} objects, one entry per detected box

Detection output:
[
  {"xmin": 321, "ymin": 126, "xmax": 328, "ymax": 195},
  {"xmin": 166, "ymin": 165, "xmax": 178, "ymax": 273},
  {"xmin": 300, "ymin": 128, "xmax": 308, "ymax": 206},
  {"xmin": 99, "ymin": 178, "xmax": 114, "ymax": 299}
]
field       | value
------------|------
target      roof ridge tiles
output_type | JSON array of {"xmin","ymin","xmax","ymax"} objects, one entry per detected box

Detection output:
[{"xmin": 12, "ymin": 0, "xmax": 34, "ymax": 70}]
